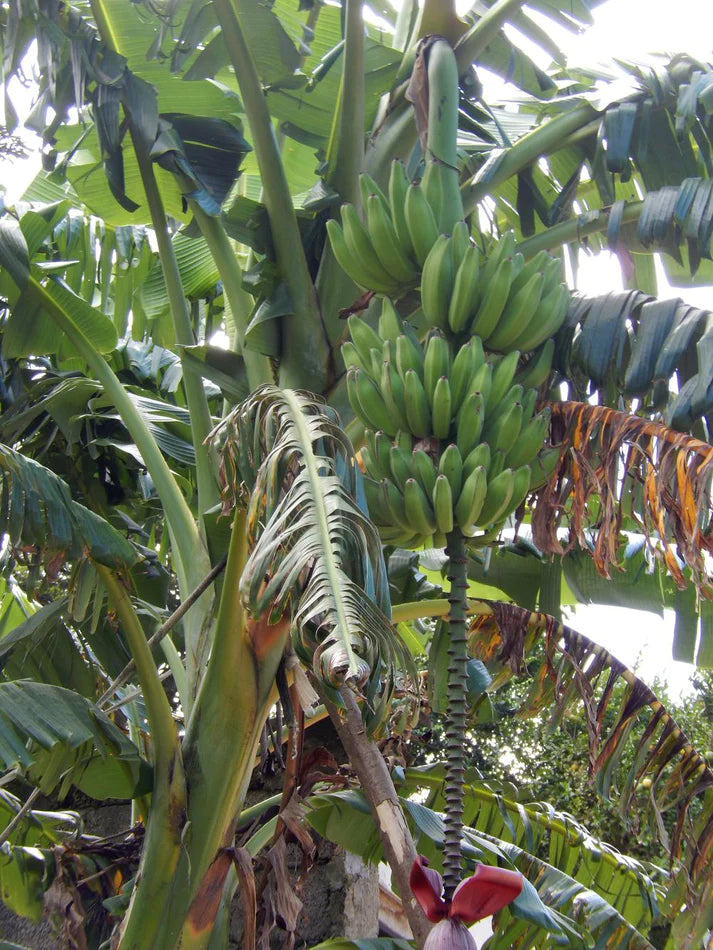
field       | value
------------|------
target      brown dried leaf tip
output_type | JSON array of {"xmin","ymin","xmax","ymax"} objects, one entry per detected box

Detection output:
[{"xmin": 531, "ymin": 400, "xmax": 713, "ymax": 591}]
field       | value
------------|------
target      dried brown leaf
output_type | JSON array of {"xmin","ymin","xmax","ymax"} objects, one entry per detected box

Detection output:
[{"xmin": 532, "ymin": 401, "xmax": 713, "ymax": 591}]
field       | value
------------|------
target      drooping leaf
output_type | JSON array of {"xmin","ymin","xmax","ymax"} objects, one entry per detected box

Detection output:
[
  {"xmin": 214, "ymin": 387, "xmax": 417, "ymax": 734},
  {"xmin": 0, "ymin": 682, "xmax": 145, "ymax": 788},
  {"xmin": 0, "ymin": 442, "xmax": 139, "ymax": 569}
]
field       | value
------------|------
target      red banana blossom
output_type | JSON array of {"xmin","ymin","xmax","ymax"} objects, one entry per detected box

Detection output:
[{"xmin": 410, "ymin": 856, "xmax": 523, "ymax": 949}]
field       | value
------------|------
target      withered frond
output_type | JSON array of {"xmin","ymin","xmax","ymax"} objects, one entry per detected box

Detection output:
[
  {"xmin": 531, "ymin": 400, "xmax": 713, "ymax": 591},
  {"xmin": 466, "ymin": 599, "xmax": 713, "ymax": 942}
]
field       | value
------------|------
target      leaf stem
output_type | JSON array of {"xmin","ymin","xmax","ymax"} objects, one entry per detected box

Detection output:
[
  {"xmin": 454, "ymin": 0, "xmax": 527, "ymax": 73},
  {"xmin": 130, "ymin": 145, "xmax": 220, "ymax": 520},
  {"xmin": 516, "ymin": 200, "xmax": 644, "ymax": 257},
  {"xmin": 327, "ymin": 0, "xmax": 365, "ymax": 206},
  {"xmin": 97, "ymin": 567, "xmax": 186, "ymax": 950},
  {"xmin": 461, "ymin": 103, "xmax": 599, "ymax": 214},
  {"xmin": 181, "ymin": 508, "xmax": 290, "ymax": 897},
  {"xmin": 212, "ymin": 0, "xmax": 330, "ymax": 392},
  {"xmin": 188, "ymin": 202, "xmax": 274, "ymax": 390},
  {"xmin": 97, "ymin": 556, "xmax": 228, "ymax": 708}
]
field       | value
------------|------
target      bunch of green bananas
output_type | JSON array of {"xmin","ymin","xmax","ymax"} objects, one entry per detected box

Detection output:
[
  {"xmin": 345, "ymin": 301, "xmax": 559, "ymax": 547},
  {"xmin": 420, "ymin": 229, "xmax": 571, "ymax": 353},
  {"xmin": 326, "ymin": 162, "xmax": 449, "ymax": 297}
]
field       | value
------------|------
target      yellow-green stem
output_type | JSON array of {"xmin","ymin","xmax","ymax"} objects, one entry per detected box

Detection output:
[
  {"xmin": 213, "ymin": 0, "xmax": 329, "ymax": 392},
  {"xmin": 181, "ymin": 508, "xmax": 289, "ymax": 900},
  {"xmin": 327, "ymin": 0, "xmax": 365, "ymax": 207},
  {"xmin": 461, "ymin": 104, "xmax": 599, "ymax": 213},
  {"xmin": 188, "ymin": 201, "xmax": 274, "ymax": 391},
  {"xmin": 97, "ymin": 568, "xmax": 186, "ymax": 950}
]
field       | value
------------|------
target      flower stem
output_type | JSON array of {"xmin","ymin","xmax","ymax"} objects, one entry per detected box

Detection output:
[{"xmin": 443, "ymin": 527, "xmax": 469, "ymax": 900}]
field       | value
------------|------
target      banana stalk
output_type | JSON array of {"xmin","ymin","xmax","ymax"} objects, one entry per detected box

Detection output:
[
  {"xmin": 442, "ymin": 527, "xmax": 469, "ymax": 899},
  {"xmin": 421, "ymin": 38, "xmax": 464, "ymax": 233}
]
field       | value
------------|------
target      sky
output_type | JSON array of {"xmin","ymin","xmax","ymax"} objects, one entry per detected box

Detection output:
[{"xmin": 3, "ymin": 0, "xmax": 713, "ymax": 696}]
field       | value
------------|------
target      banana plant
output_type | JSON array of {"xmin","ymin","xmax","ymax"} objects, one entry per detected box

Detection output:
[{"xmin": 1, "ymin": 1, "xmax": 713, "ymax": 948}]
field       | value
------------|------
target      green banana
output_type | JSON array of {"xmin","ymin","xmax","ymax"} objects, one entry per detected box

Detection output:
[
  {"xmin": 421, "ymin": 39, "xmax": 464, "ymax": 232},
  {"xmin": 423, "ymin": 331, "xmax": 451, "ymax": 407},
  {"xmin": 360, "ymin": 444, "xmax": 380, "ymax": 481},
  {"xmin": 388, "ymin": 160, "xmax": 416, "ymax": 264},
  {"xmin": 363, "ymin": 477, "xmax": 392, "ymax": 524},
  {"xmin": 348, "ymin": 314, "xmax": 383, "ymax": 368},
  {"xmin": 541, "ymin": 255, "xmax": 565, "ymax": 297},
  {"xmin": 466, "ymin": 358, "xmax": 492, "ymax": 408},
  {"xmin": 477, "ymin": 468, "xmax": 515, "ymax": 526},
  {"xmin": 359, "ymin": 172, "xmax": 389, "ymax": 214},
  {"xmin": 342, "ymin": 341, "xmax": 369, "ymax": 373},
  {"xmin": 394, "ymin": 429, "xmax": 413, "ymax": 454},
  {"xmin": 374, "ymin": 430, "xmax": 395, "ymax": 478},
  {"xmin": 420, "ymin": 161, "xmax": 444, "ymax": 229},
  {"xmin": 520, "ymin": 386, "xmax": 537, "ymax": 423},
  {"xmin": 451, "ymin": 219, "xmax": 471, "ymax": 271},
  {"xmin": 454, "ymin": 464, "xmax": 488, "ymax": 532},
  {"xmin": 515, "ymin": 339, "xmax": 555, "ymax": 390},
  {"xmin": 369, "ymin": 347, "xmax": 383, "ymax": 380},
  {"xmin": 396, "ymin": 333, "xmax": 424, "ymax": 379},
  {"xmin": 327, "ymin": 219, "xmax": 393, "ymax": 293},
  {"xmin": 485, "ymin": 271, "xmax": 544, "ymax": 353},
  {"xmin": 529, "ymin": 445, "xmax": 561, "ymax": 490},
  {"xmin": 479, "ymin": 231, "xmax": 516, "ymax": 289},
  {"xmin": 390, "ymin": 444, "xmax": 413, "ymax": 491},
  {"xmin": 421, "ymin": 234, "xmax": 455, "ymax": 331},
  {"xmin": 403, "ymin": 368, "xmax": 431, "ymax": 438},
  {"xmin": 380, "ymin": 478, "xmax": 410, "ymax": 531},
  {"xmin": 404, "ymin": 477, "xmax": 437, "ymax": 535},
  {"xmin": 433, "ymin": 474, "xmax": 455, "ymax": 534},
  {"xmin": 486, "ymin": 382, "xmax": 523, "ymax": 421},
  {"xmin": 378, "ymin": 297, "xmax": 403, "ymax": 342},
  {"xmin": 380, "ymin": 360, "xmax": 411, "ymax": 433},
  {"xmin": 470, "ymin": 255, "xmax": 514, "ymax": 340},
  {"xmin": 450, "ymin": 338, "xmax": 479, "ymax": 412},
  {"xmin": 348, "ymin": 367, "xmax": 397, "ymax": 435},
  {"xmin": 378, "ymin": 526, "xmax": 420, "ymax": 547},
  {"xmin": 510, "ymin": 252, "xmax": 525, "ymax": 282},
  {"xmin": 509, "ymin": 283, "xmax": 570, "ymax": 352},
  {"xmin": 438, "ymin": 443, "xmax": 463, "ymax": 498},
  {"xmin": 462, "ymin": 442, "xmax": 491, "ymax": 479},
  {"xmin": 431, "ymin": 531, "xmax": 448, "ymax": 550},
  {"xmin": 341, "ymin": 203, "xmax": 400, "ymax": 291},
  {"xmin": 431, "ymin": 376, "xmax": 453, "ymax": 439},
  {"xmin": 412, "ymin": 448, "xmax": 438, "ymax": 498},
  {"xmin": 405, "ymin": 183, "xmax": 440, "ymax": 266},
  {"xmin": 508, "ymin": 463, "xmax": 532, "ymax": 515},
  {"xmin": 488, "ymin": 449, "xmax": 506, "ymax": 480},
  {"xmin": 508, "ymin": 249, "xmax": 549, "ymax": 297},
  {"xmin": 456, "ymin": 390, "xmax": 485, "ymax": 458},
  {"xmin": 366, "ymin": 193, "xmax": 419, "ymax": 285},
  {"xmin": 447, "ymin": 244, "xmax": 481, "ymax": 334},
  {"xmin": 381, "ymin": 337, "xmax": 396, "ymax": 366},
  {"xmin": 485, "ymin": 400, "xmax": 523, "ymax": 455},
  {"xmin": 486, "ymin": 350, "xmax": 521, "ymax": 413}
]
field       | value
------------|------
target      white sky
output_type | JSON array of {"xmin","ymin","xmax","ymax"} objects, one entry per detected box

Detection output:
[{"xmin": 3, "ymin": 1, "xmax": 713, "ymax": 696}]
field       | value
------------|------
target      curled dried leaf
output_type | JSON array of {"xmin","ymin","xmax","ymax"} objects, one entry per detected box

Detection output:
[{"xmin": 532, "ymin": 401, "xmax": 713, "ymax": 592}]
